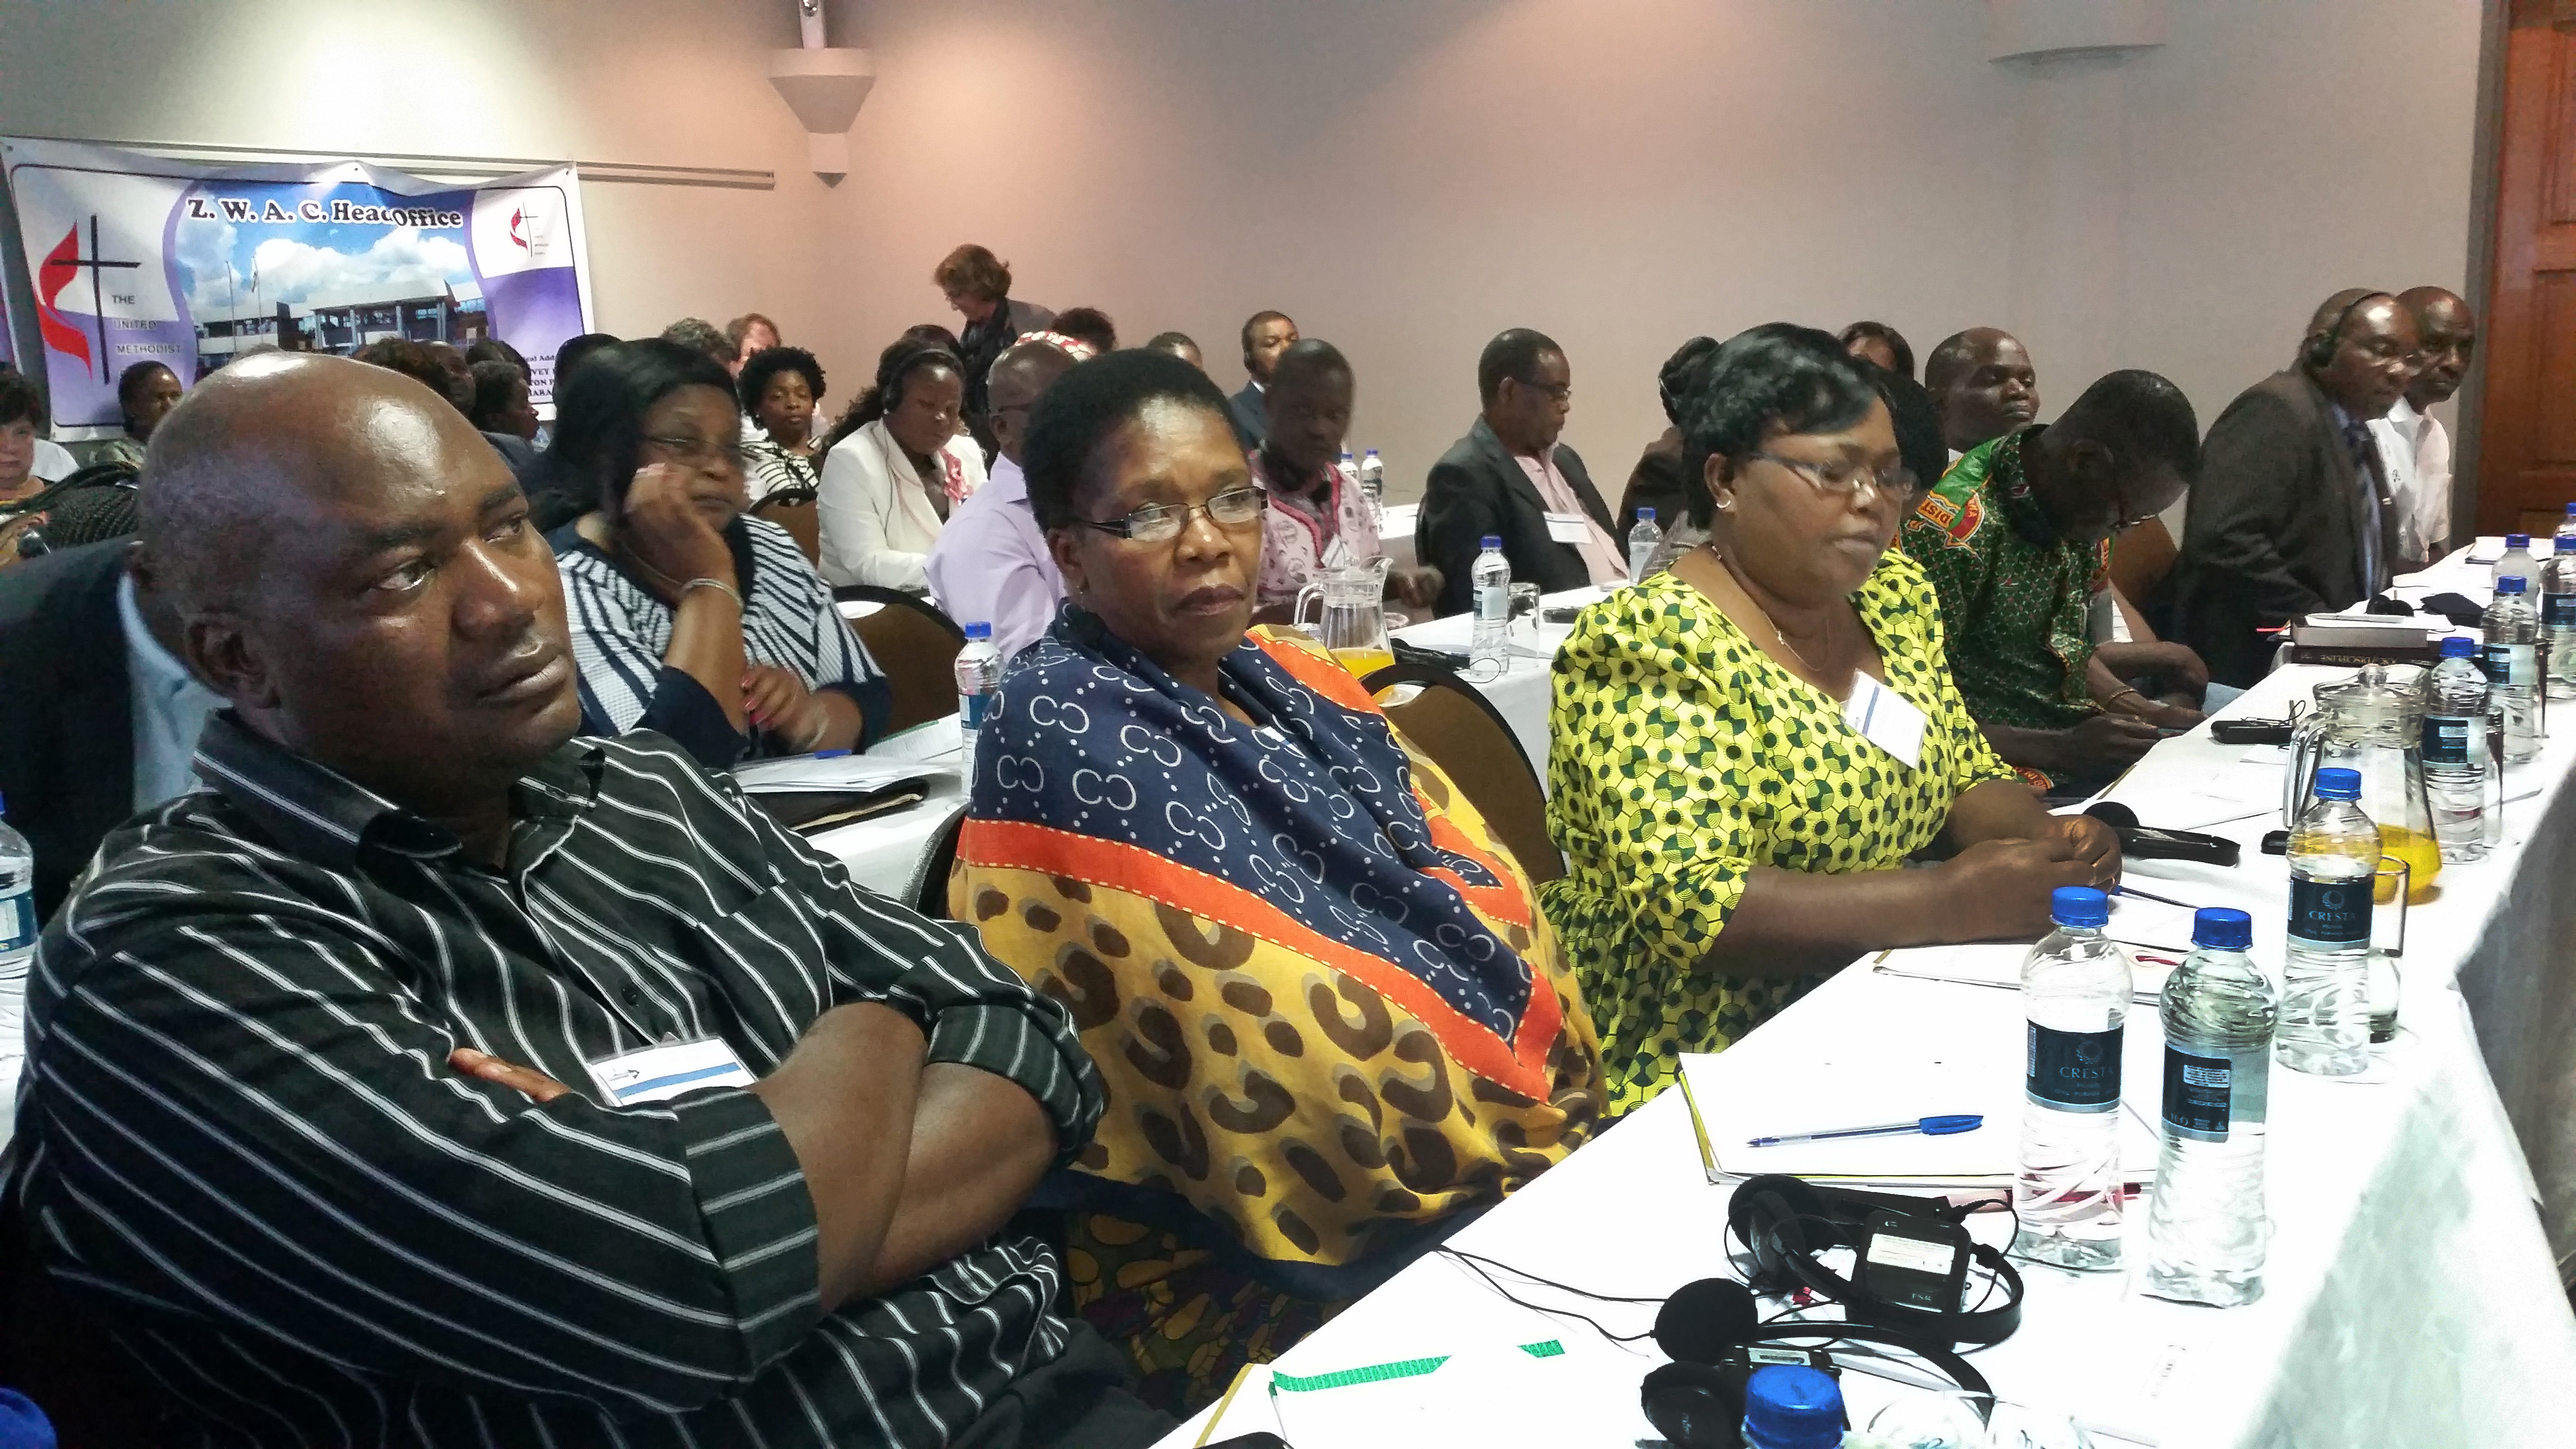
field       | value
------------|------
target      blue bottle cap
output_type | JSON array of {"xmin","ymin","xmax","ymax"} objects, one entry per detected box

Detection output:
[
  {"xmin": 1741, "ymin": 1364, "xmax": 1842, "ymax": 1449},
  {"xmin": 2507, "ymin": 533, "xmax": 2531, "ymax": 548},
  {"xmin": 2565, "ymin": 501, "xmax": 2576, "ymax": 515},
  {"xmin": 2497, "ymin": 575, "xmax": 2528, "ymax": 595},
  {"xmin": 1481, "ymin": 535, "xmax": 1503, "ymax": 549},
  {"xmin": 1364, "ymin": 448, "xmax": 1380, "ymax": 458},
  {"xmin": 2314, "ymin": 766, "xmax": 2362, "ymax": 800},
  {"xmin": 1640, "ymin": 508, "xmax": 1656, "ymax": 523},
  {"xmin": 2050, "ymin": 885, "xmax": 2109, "ymax": 927},
  {"xmin": 963, "ymin": 621, "xmax": 992, "ymax": 640},
  {"xmin": 0, "ymin": 1389, "xmax": 55, "ymax": 1449},
  {"xmin": 2440, "ymin": 635, "xmax": 2477, "ymax": 658},
  {"xmin": 2192, "ymin": 907, "xmax": 2254, "ymax": 951}
]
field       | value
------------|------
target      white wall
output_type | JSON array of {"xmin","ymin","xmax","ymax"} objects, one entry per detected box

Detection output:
[{"xmin": 0, "ymin": 0, "xmax": 2493, "ymax": 504}]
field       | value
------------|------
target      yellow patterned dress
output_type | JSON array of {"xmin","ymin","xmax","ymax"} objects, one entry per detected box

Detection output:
[
  {"xmin": 955, "ymin": 618, "xmax": 1605, "ymax": 1412},
  {"xmin": 1542, "ymin": 553, "xmax": 2014, "ymax": 1113}
]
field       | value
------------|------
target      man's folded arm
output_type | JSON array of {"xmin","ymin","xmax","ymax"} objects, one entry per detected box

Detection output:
[
  {"xmin": 28, "ymin": 914, "xmax": 827, "ymax": 1419},
  {"xmin": 734, "ymin": 785, "xmax": 1104, "ymax": 1164}
]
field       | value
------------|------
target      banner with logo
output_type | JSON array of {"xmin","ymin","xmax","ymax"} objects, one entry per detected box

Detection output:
[{"xmin": 0, "ymin": 138, "xmax": 593, "ymax": 433}]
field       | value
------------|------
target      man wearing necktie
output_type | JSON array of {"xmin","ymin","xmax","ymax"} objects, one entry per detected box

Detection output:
[{"xmin": 2168, "ymin": 290, "xmax": 2422, "ymax": 688}]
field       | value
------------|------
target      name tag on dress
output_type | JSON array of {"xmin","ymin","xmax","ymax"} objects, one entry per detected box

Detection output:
[
  {"xmin": 1545, "ymin": 512, "xmax": 1594, "ymax": 545},
  {"xmin": 1842, "ymin": 672, "xmax": 1927, "ymax": 770},
  {"xmin": 583, "ymin": 1037, "xmax": 757, "ymax": 1107}
]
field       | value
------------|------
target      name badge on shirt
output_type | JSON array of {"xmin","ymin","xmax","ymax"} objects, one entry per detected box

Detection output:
[
  {"xmin": 583, "ymin": 1037, "xmax": 757, "ymax": 1107},
  {"xmin": 1842, "ymin": 672, "xmax": 1927, "ymax": 770},
  {"xmin": 1545, "ymin": 512, "xmax": 1593, "ymax": 545}
]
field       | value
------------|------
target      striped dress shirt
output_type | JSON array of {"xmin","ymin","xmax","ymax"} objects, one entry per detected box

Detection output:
[
  {"xmin": 553, "ymin": 514, "xmax": 892, "ymax": 769},
  {"xmin": 12, "ymin": 711, "xmax": 1102, "ymax": 1449}
]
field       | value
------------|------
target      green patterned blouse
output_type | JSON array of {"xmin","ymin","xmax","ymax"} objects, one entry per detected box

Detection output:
[{"xmin": 1540, "ymin": 554, "xmax": 2015, "ymax": 1112}]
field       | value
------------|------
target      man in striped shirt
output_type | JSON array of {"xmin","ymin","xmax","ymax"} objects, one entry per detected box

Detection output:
[{"xmin": 10, "ymin": 354, "xmax": 1165, "ymax": 1449}]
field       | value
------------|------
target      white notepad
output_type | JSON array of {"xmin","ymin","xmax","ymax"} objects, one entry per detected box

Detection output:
[{"xmin": 1677, "ymin": 987, "xmax": 2163, "ymax": 1186}]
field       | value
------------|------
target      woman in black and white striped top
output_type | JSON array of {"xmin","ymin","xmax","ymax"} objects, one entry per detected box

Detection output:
[
  {"xmin": 539, "ymin": 339, "xmax": 889, "ymax": 769},
  {"xmin": 738, "ymin": 343, "xmax": 827, "ymax": 503}
]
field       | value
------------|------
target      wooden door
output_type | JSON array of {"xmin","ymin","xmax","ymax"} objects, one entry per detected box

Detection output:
[{"xmin": 2479, "ymin": 0, "xmax": 2576, "ymax": 535}]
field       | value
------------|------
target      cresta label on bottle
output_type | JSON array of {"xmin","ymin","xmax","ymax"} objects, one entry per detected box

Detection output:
[
  {"xmin": 2484, "ymin": 642, "xmax": 2537, "ymax": 688},
  {"xmin": 2422, "ymin": 713, "xmax": 2476, "ymax": 766},
  {"xmin": 2027, "ymin": 1022, "xmax": 2123, "ymax": 1112},
  {"xmin": 2161, "ymin": 1043, "xmax": 2269, "ymax": 1143},
  {"xmin": 2546, "ymin": 593, "xmax": 2576, "ymax": 628},
  {"xmin": 2288, "ymin": 876, "xmax": 2371, "ymax": 945}
]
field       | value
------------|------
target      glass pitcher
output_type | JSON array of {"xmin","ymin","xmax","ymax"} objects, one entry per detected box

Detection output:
[
  {"xmin": 1294, "ymin": 554, "xmax": 1395, "ymax": 678},
  {"xmin": 2284, "ymin": 663, "xmax": 2440, "ymax": 900}
]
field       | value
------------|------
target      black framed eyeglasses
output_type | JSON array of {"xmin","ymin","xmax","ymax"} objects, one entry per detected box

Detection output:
[
  {"xmin": 1510, "ymin": 377, "xmax": 1572, "ymax": 402},
  {"xmin": 1076, "ymin": 485, "xmax": 1268, "ymax": 543}
]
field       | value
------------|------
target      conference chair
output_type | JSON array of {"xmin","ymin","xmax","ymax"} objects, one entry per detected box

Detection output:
[
  {"xmin": 1360, "ymin": 661, "xmax": 1563, "ymax": 885},
  {"xmin": 2109, "ymin": 516, "xmax": 2179, "ymax": 621},
  {"xmin": 749, "ymin": 485, "xmax": 823, "ymax": 566},
  {"xmin": 905, "ymin": 805, "xmax": 968, "ymax": 920},
  {"xmin": 833, "ymin": 584, "xmax": 966, "ymax": 736}
]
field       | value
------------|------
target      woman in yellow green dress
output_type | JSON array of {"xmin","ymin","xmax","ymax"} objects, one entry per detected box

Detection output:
[{"xmin": 1545, "ymin": 325, "xmax": 2122, "ymax": 1113}]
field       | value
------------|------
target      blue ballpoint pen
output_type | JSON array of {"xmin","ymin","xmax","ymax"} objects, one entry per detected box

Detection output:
[{"xmin": 1745, "ymin": 1114, "xmax": 1984, "ymax": 1148}]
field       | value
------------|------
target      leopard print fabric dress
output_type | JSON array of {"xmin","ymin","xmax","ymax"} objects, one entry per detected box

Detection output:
[{"xmin": 955, "ymin": 616, "xmax": 1604, "ymax": 1411}]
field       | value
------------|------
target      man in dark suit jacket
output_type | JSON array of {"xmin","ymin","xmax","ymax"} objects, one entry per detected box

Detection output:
[
  {"xmin": 1228, "ymin": 310, "xmax": 1298, "ymax": 451},
  {"xmin": 1416, "ymin": 329, "xmax": 1623, "ymax": 616},
  {"xmin": 2168, "ymin": 290, "xmax": 2421, "ymax": 687},
  {"xmin": 0, "ymin": 541, "xmax": 177, "ymax": 919}
]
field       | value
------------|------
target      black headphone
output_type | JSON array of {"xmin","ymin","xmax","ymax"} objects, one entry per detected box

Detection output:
[
  {"xmin": 2303, "ymin": 291, "xmax": 2393, "ymax": 371},
  {"xmin": 1726, "ymin": 1175, "xmax": 2023, "ymax": 1348},
  {"xmin": 1641, "ymin": 1277, "xmax": 1994, "ymax": 1449}
]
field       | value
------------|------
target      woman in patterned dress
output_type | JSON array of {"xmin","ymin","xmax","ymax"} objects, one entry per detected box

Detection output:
[
  {"xmin": 951, "ymin": 349, "xmax": 1605, "ymax": 1413},
  {"xmin": 1544, "ymin": 325, "xmax": 2122, "ymax": 1114},
  {"xmin": 543, "ymin": 339, "xmax": 889, "ymax": 769}
]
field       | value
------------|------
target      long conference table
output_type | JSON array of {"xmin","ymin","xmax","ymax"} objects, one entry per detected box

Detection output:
[{"xmin": 812, "ymin": 550, "xmax": 2576, "ymax": 1445}]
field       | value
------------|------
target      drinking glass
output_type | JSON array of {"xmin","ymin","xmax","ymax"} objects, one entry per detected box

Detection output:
[
  {"xmin": 1509, "ymin": 582, "xmax": 1543, "ymax": 633},
  {"xmin": 2370, "ymin": 854, "xmax": 2408, "ymax": 1043}
]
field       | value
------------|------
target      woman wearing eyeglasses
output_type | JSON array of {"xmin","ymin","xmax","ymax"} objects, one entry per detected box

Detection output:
[
  {"xmin": 1544, "ymin": 325, "xmax": 2121, "ymax": 1114},
  {"xmin": 951, "ymin": 350, "xmax": 1605, "ymax": 1413},
  {"xmin": 540, "ymin": 339, "xmax": 890, "ymax": 770},
  {"xmin": 814, "ymin": 337, "xmax": 987, "ymax": 592}
]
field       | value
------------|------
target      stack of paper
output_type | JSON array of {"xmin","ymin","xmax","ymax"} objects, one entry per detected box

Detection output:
[{"xmin": 730, "ymin": 753, "xmax": 943, "ymax": 794}]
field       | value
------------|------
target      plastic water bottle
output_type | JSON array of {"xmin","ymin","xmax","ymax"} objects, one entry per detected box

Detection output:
[
  {"xmin": 2012, "ymin": 886, "xmax": 2130, "ymax": 1272},
  {"xmin": 0, "ymin": 795, "xmax": 35, "ymax": 1150},
  {"xmin": 2544, "ymin": 504, "xmax": 2576, "ymax": 701},
  {"xmin": 0, "ymin": 795, "xmax": 30, "ymax": 969},
  {"xmin": 2493, "ymin": 532, "xmax": 2539, "ymax": 597},
  {"xmin": 2141, "ymin": 907, "xmax": 2277, "ymax": 1308},
  {"xmin": 2424, "ymin": 635, "xmax": 2491, "ymax": 863},
  {"xmin": 2484, "ymin": 576, "xmax": 2540, "ymax": 765},
  {"xmin": 1739, "ymin": 1365, "xmax": 1842, "ymax": 1449},
  {"xmin": 1470, "ymin": 535, "xmax": 1511, "ymax": 675},
  {"xmin": 2276, "ymin": 767, "xmax": 2379, "ymax": 1077},
  {"xmin": 954, "ymin": 622, "xmax": 1000, "ymax": 775},
  {"xmin": 1627, "ymin": 508, "xmax": 1663, "ymax": 584},
  {"xmin": 1355, "ymin": 448, "xmax": 1385, "ymax": 523}
]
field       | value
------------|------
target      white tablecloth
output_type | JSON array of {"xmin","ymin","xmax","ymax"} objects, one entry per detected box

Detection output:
[
  {"xmin": 1160, "ymin": 578, "xmax": 2576, "ymax": 1446},
  {"xmin": 1388, "ymin": 585, "xmax": 1604, "ymax": 779},
  {"xmin": 804, "ymin": 717, "xmax": 966, "ymax": 899},
  {"xmin": 1379, "ymin": 501, "xmax": 1418, "ymax": 570}
]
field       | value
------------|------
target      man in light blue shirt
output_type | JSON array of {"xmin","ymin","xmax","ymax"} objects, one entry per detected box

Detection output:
[
  {"xmin": 118, "ymin": 566, "xmax": 225, "ymax": 807},
  {"xmin": 0, "ymin": 540, "xmax": 222, "ymax": 918}
]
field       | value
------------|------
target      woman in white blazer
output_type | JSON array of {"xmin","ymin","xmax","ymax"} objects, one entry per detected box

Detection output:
[{"xmin": 816, "ymin": 338, "xmax": 988, "ymax": 591}]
